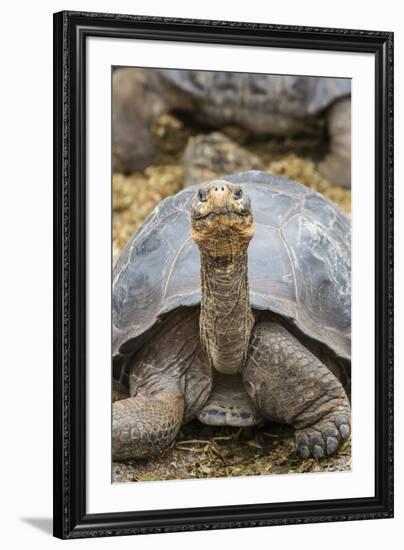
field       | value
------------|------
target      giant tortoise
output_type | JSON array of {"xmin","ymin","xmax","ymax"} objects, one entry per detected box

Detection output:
[
  {"xmin": 112, "ymin": 171, "xmax": 351, "ymax": 462},
  {"xmin": 112, "ymin": 69, "xmax": 351, "ymax": 187}
]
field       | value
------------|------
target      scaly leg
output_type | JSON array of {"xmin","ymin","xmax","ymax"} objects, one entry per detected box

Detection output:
[
  {"xmin": 243, "ymin": 321, "xmax": 350, "ymax": 459},
  {"xmin": 113, "ymin": 309, "xmax": 212, "ymax": 461},
  {"xmin": 112, "ymin": 392, "xmax": 184, "ymax": 461}
]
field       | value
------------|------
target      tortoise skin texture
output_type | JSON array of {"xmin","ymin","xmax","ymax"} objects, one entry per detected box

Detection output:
[
  {"xmin": 112, "ymin": 68, "xmax": 351, "ymax": 187},
  {"xmin": 244, "ymin": 322, "xmax": 350, "ymax": 459},
  {"xmin": 113, "ymin": 392, "xmax": 184, "ymax": 461},
  {"xmin": 112, "ymin": 172, "xmax": 351, "ymax": 462},
  {"xmin": 127, "ymin": 309, "xmax": 212, "ymax": 425}
]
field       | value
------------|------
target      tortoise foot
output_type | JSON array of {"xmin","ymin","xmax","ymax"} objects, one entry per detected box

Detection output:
[
  {"xmin": 112, "ymin": 393, "xmax": 184, "ymax": 461},
  {"xmin": 295, "ymin": 409, "xmax": 351, "ymax": 460}
]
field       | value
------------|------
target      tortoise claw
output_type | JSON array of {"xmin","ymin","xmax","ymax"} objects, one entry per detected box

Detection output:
[{"xmin": 295, "ymin": 409, "xmax": 351, "ymax": 460}]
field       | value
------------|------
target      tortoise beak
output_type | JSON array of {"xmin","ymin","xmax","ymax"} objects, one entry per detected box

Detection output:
[{"xmin": 191, "ymin": 180, "xmax": 252, "ymax": 220}]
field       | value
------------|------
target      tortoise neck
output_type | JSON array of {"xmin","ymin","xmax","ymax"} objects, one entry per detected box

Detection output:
[{"xmin": 199, "ymin": 250, "xmax": 254, "ymax": 375}]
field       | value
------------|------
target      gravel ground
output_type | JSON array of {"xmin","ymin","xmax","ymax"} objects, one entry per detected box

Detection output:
[{"xmin": 112, "ymin": 422, "xmax": 351, "ymax": 483}]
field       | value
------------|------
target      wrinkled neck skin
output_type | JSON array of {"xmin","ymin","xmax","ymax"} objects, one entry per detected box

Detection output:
[{"xmin": 199, "ymin": 248, "xmax": 254, "ymax": 375}]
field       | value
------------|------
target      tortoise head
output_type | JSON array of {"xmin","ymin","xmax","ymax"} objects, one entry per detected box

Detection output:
[{"xmin": 191, "ymin": 181, "xmax": 254, "ymax": 259}]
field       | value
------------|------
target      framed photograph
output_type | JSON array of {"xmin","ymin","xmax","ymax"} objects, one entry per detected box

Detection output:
[{"xmin": 53, "ymin": 11, "xmax": 394, "ymax": 539}]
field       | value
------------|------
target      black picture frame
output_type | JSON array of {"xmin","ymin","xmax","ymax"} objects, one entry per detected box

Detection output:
[{"xmin": 53, "ymin": 10, "xmax": 394, "ymax": 540}]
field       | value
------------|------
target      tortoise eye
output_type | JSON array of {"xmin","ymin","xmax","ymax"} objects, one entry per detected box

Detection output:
[
  {"xmin": 198, "ymin": 189, "xmax": 207, "ymax": 202},
  {"xmin": 234, "ymin": 188, "xmax": 243, "ymax": 200}
]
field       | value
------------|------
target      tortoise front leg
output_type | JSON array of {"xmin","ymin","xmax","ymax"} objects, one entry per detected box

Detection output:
[
  {"xmin": 112, "ymin": 392, "xmax": 184, "ymax": 461},
  {"xmin": 243, "ymin": 321, "xmax": 350, "ymax": 459}
]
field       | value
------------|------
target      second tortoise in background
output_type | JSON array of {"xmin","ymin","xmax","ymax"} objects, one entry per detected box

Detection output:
[{"xmin": 113, "ymin": 69, "xmax": 351, "ymax": 187}]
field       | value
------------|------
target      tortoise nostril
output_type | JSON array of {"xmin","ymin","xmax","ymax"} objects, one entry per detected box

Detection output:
[{"xmin": 212, "ymin": 183, "xmax": 228, "ymax": 195}]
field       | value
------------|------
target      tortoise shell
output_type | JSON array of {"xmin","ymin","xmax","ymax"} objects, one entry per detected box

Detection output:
[
  {"xmin": 113, "ymin": 171, "xmax": 351, "ymax": 362},
  {"xmin": 159, "ymin": 70, "xmax": 351, "ymax": 117}
]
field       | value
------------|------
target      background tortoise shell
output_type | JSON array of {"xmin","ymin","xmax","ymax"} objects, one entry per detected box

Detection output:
[
  {"xmin": 159, "ymin": 70, "xmax": 351, "ymax": 118},
  {"xmin": 113, "ymin": 171, "xmax": 351, "ymax": 363}
]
